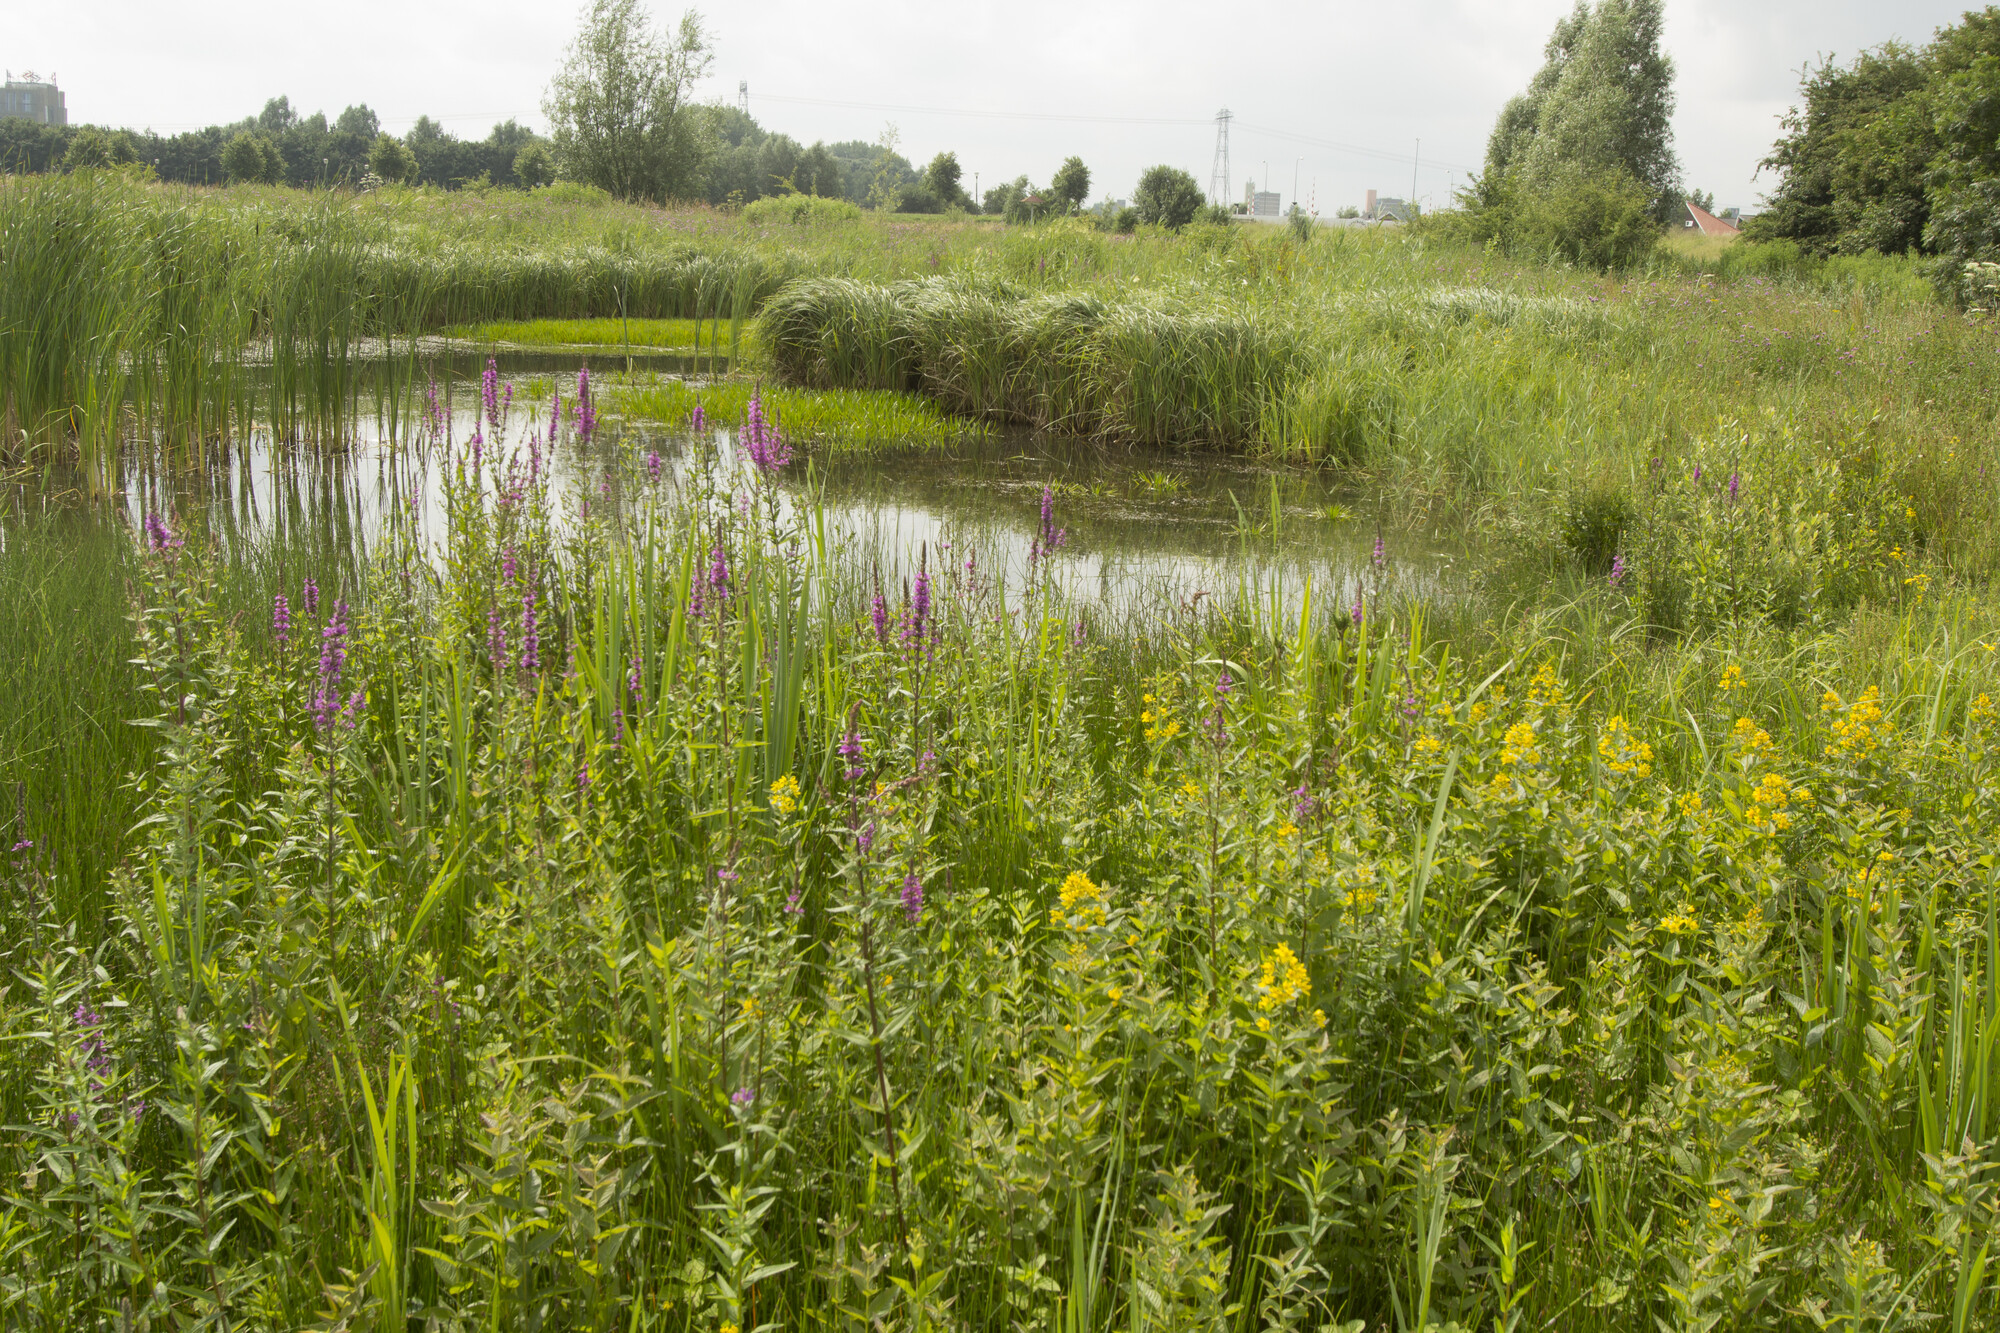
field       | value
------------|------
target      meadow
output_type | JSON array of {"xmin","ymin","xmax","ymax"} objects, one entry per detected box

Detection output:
[{"xmin": 5, "ymin": 173, "xmax": 2000, "ymax": 1331}]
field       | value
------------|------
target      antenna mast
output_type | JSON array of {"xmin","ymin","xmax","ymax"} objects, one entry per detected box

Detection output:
[
  {"xmin": 1208, "ymin": 108, "xmax": 1232, "ymax": 206},
  {"xmin": 738, "ymin": 80, "xmax": 749, "ymax": 114}
]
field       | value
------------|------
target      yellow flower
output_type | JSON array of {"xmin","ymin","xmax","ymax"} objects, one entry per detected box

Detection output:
[
  {"xmin": 1108, "ymin": 986, "xmax": 1123, "ymax": 1002},
  {"xmin": 1256, "ymin": 1016, "xmax": 1272, "ymax": 1032},
  {"xmin": 1413, "ymin": 735, "xmax": 1444, "ymax": 757},
  {"xmin": 1658, "ymin": 910, "xmax": 1699, "ymax": 937},
  {"xmin": 1179, "ymin": 778, "xmax": 1204, "ymax": 803},
  {"xmin": 1597, "ymin": 715, "xmax": 1654, "ymax": 777},
  {"xmin": 1056, "ymin": 870, "xmax": 1107, "ymax": 928},
  {"xmin": 1718, "ymin": 664, "xmax": 1745, "ymax": 693},
  {"xmin": 1312, "ymin": 1009, "xmax": 1326, "ymax": 1027},
  {"xmin": 768, "ymin": 774, "xmax": 801, "ymax": 815},
  {"xmin": 1499, "ymin": 721, "xmax": 1539, "ymax": 768},
  {"xmin": 1275, "ymin": 821, "xmax": 1299, "ymax": 840},
  {"xmin": 1255, "ymin": 944, "xmax": 1312, "ymax": 1011},
  {"xmin": 1676, "ymin": 792, "xmax": 1704, "ymax": 817},
  {"xmin": 722, "ymin": 1324, "xmax": 740, "ymax": 1333}
]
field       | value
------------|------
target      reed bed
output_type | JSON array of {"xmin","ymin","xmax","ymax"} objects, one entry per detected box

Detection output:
[{"xmin": 7, "ymin": 396, "xmax": 2000, "ymax": 1330}]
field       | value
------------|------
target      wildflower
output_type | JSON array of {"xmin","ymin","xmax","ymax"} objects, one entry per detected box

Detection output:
[
  {"xmin": 839, "ymin": 731, "xmax": 864, "ymax": 782},
  {"xmin": 1821, "ymin": 686, "xmax": 1888, "ymax": 757},
  {"xmin": 707, "ymin": 542, "xmax": 731, "ymax": 604},
  {"xmin": 769, "ymin": 774, "xmax": 801, "ymax": 815},
  {"xmin": 312, "ymin": 600, "xmax": 352, "ymax": 733},
  {"xmin": 908, "ymin": 562, "xmax": 932, "ymax": 650},
  {"xmin": 577, "ymin": 761, "xmax": 591, "ymax": 791},
  {"xmin": 901, "ymin": 872, "xmax": 924, "ymax": 923},
  {"xmin": 1072, "ymin": 617, "xmax": 1087, "ymax": 648},
  {"xmin": 1597, "ymin": 715, "xmax": 1654, "ymax": 777},
  {"xmin": 1054, "ymin": 870, "xmax": 1108, "ymax": 929},
  {"xmin": 469, "ymin": 429, "xmax": 484, "ymax": 470},
  {"xmin": 1256, "ymin": 944, "xmax": 1312, "ymax": 1010},
  {"xmin": 1257, "ymin": 1016, "xmax": 1272, "ymax": 1032},
  {"xmin": 1499, "ymin": 721, "xmax": 1539, "ymax": 768},
  {"xmin": 548, "ymin": 385, "xmax": 562, "ymax": 445},
  {"xmin": 1608, "ymin": 553, "xmax": 1626, "ymax": 586},
  {"xmin": 1292, "ymin": 784, "xmax": 1317, "ymax": 820},
  {"xmin": 646, "ymin": 448, "xmax": 662, "ymax": 482},
  {"xmin": 301, "ymin": 575, "xmax": 319, "ymax": 617},
  {"xmin": 1351, "ymin": 591, "xmax": 1364, "ymax": 627},
  {"xmin": 1658, "ymin": 910, "xmax": 1699, "ymax": 937},
  {"xmin": 1179, "ymin": 777, "xmax": 1204, "ymax": 803},
  {"xmin": 1730, "ymin": 717, "xmax": 1773, "ymax": 755},
  {"xmin": 481, "ymin": 357, "xmax": 501, "ymax": 431},
  {"xmin": 487, "ymin": 604, "xmax": 509, "ymax": 671},
  {"xmin": 1727, "ymin": 470, "xmax": 1739, "ymax": 502},
  {"xmin": 1718, "ymin": 663, "xmax": 1744, "ymax": 693},
  {"xmin": 1371, "ymin": 534, "xmax": 1385, "ymax": 569},
  {"xmin": 576, "ymin": 367, "xmax": 596, "ymax": 445},
  {"xmin": 628, "ymin": 654, "xmax": 643, "ymax": 695},
  {"xmin": 857, "ymin": 822, "xmax": 874, "ymax": 853},
  {"xmin": 690, "ymin": 401, "xmax": 706, "ymax": 436},
  {"xmin": 784, "ymin": 888, "xmax": 803, "ymax": 915},
  {"xmin": 730, "ymin": 1088, "xmax": 754, "ymax": 1108},
  {"xmin": 739, "ymin": 391, "xmax": 792, "ymax": 472},
  {"xmin": 1413, "ymin": 735, "xmax": 1444, "ymax": 756},
  {"xmin": 1676, "ymin": 792, "xmax": 1704, "ymax": 818},
  {"xmin": 609, "ymin": 708, "xmax": 624, "ymax": 749},
  {"xmin": 870, "ymin": 571, "xmax": 890, "ymax": 644},
  {"xmin": 272, "ymin": 594, "xmax": 291, "ymax": 646},
  {"xmin": 520, "ymin": 579, "xmax": 540, "ymax": 674},
  {"xmin": 1030, "ymin": 486, "xmax": 1067, "ymax": 562},
  {"xmin": 1276, "ymin": 821, "xmax": 1299, "ymax": 839}
]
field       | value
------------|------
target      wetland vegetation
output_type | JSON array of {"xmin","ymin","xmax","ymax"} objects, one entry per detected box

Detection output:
[{"xmin": 5, "ymin": 133, "xmax": 2000, "ymax": 1333}]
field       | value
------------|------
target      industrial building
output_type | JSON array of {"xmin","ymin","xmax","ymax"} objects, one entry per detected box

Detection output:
[{"xmin": 1, "ymin": 74, "xmax": 66, "ymax": 125}]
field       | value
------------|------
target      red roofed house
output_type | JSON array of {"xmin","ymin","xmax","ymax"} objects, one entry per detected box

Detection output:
[{"xmin": 1684, "ymin": 202, "xmax": 1741, "ymax": 238}]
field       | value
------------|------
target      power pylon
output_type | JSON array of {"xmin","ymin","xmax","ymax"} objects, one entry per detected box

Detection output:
[
  {"xmin": 1208, "ymin": 108, "xmax": 1232, "ymax": 205},
  {"xmin": 738, "ymin": 81, "xmax": 749, "ymax": 114}
]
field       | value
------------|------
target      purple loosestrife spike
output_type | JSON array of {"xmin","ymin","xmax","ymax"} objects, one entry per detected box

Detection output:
[
  {"xmin": 501, "ymin": 546, "xmax": 517, "ymax": 585},
  {"xmin": 302, "ymin": 576, "xmax": 319, "ymax": 618},
  {"xmin": 691, "ymin": 401, "xmax": 706, "ymax": 436},
  {"xmin": 521, "ymin": 579, "xmax": 540, "ymax": 674},
  {"xmin": 1372, "ymin": 534, "xmax": 1386, "ymax": 568},
  {"xmin": 577, "ymin": 367, "xmax": 596, "ymax": 445},
  {"xmin": 839, "ymin": 731, "xmax": 864, "ymax": 782},
  {"xmin": 1072, "ymin": 617, "xmax": 1086, "ymax": 648},
  {"xmin": 548, "ymin": 386, "xmax": 561, "ymax": 446},
  {"xmin": 273, "ymin": 594, "xmax": 291, "ymax": 647},
  {"xmin": 857, "ymin": 822, "xmax": 875, "ymax": 853},
  {"xmin": 1693, "ymin": 465, "xmax": 1703, "ymax": 483},
  {"xmin": 610, "ymin": 708, "xmax": 624, "ymax": 748},
  {"xmin": 482, "ymin": 357, "xmax": 500, "ymax": 432},
  {"xmin": 646, "ymin": 448, "xmax": 662, "ymax": 482},
  {"xmin": 1728, "ymin": 470, "xmax": 1740, "ymax": 502},
  {"xmin": 1216, "ymin": 670, "xmax": 1233, "ymax": 699},
  {"xmin": 312, "ymin": 600, "xmax": 351, "ymax": 732},
  {"xmin": 628, "ymin": 655, "xmax": 643, "ymax": 695},
  {"xmin": 785, "ymin": 888, "xmax": 803, "ymax": 915},
  {"xmin": 870, "ymin": 573, "xmax": 890, "ymax": 644},
  {"xmin": 502, "ymin": 380, "xmax": 514, "ymax": 427},
  {"xmin": 901, "ymin": 872, "xmax": 924, "ymax": 923},
  {"xmin": 577, "ymin": 761, "xmax": 591, "ymax": 791},
  {"xmin": 1609, "ymin": 553, "xmax": 1627, "ymax": 587},
  {"xmin": 488, "ymin": 604, "xmax": 509, "ymax": 670},
  {"xmin": 1351, "ymin": 591, "xmax": 1364, "ymax": 626},
  {"xmin": 1293, "ymin": 784, "xmax": 1317, "ymax": 821},
  {"xmin": 707, "ymin": 542, "xmax": 730, "ymax": 603},
  {"xmin": 11, "ymin": 839, "xmax": 32, "ymax": 853},
  {"xmin": 470, "ymin": 429, "xmax": 483, "ymax": 470}
]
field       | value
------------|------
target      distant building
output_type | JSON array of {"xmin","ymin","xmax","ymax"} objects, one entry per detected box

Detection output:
[
  {"xmin": 1373, "ymin": 196, "xmax": 1413, "ymax": 222},
  {"xmin": 1684, "ymin": 202, "xmax": 1740, "ymax": 237},
  {"xmin": 1251, "ymin": 190, "xmax": 1281, "ymax": 219},
  {"xmin": 1, "ymin": 73, "xmax": 66, "ymax": 125}
]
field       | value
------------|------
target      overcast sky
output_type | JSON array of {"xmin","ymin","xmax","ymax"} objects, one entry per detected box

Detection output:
[{"xmin": 11, "ymin": 0, "xmax": 1978, "ymax": 212}]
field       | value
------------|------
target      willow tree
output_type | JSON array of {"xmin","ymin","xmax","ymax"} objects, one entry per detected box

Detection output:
[{"xmin": 543, "ymin": 0, "xmax": 715, "ymax": 203}]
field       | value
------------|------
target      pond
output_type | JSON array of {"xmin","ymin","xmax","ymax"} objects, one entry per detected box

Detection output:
[{"xmin": 89, "ymin": 356, "xmax": 1462, "ymax": 619}]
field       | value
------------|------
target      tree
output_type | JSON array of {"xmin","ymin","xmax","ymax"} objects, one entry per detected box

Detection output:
[
  {"xmin": 1133, "ymin": 165, "xmax": 1204, "ymax": 229},
  {"xmin": 222, "ymin": 130, "xmax": 282, "ymax": 184},
  {"xmin": 514, "ymin": 141, "xmax": 556, "ymax": 188},
  {"xmin": 63, "ymin": 126, "xmax": 136, "ymax": 171},
  {"xmin": 336, "ymin": 104, "xmax": 380, "ymax": 139},
  {"xmin": 923, "ymin": 151, "xmax": 970, "ymax": 209},
  {"xmin": 1500, "ymin": 0, "xmax": 1680, "ymax": 217},
  {"xmin": 367, "ymin": 132, "xmax": 418, "ymax": 184},
  {"xmin": 1051, "ymin": 156, "xmax": 1090, "ymax": 213},
  {"xmin": 543, "ymin": 0, "xmax": 715, "ymax": 203}
]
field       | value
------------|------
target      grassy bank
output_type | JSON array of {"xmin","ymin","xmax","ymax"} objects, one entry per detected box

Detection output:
[{"xmin": 8, "ymin": 407, "xmax": 2000, "ymax": 1328}]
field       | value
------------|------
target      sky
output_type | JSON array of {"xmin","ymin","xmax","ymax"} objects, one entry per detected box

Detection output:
[{"xmin": 10, "ymin": 0, "xmax": 1979, "ymax": 214}]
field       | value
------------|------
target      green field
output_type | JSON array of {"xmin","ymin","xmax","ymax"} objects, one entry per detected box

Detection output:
[{"xmin": 5, "ymin": 177, "xmax": 2000, "ymax": 1330}]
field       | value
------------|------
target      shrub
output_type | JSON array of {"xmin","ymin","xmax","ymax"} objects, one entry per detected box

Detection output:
[
  {"xmin": 1559, "ymin": 484, "xmax": 1633, "ymax": 575},
  {"xmin": 1134, "ymin": 164, "xmax": 1204, "ymax": 230},
  {"xmin": 365, "ymin": 132, "xmax": 418, "ymax": 185},
  {"xmin": 741, "ymin": 194, "xmax": 862, "ymax": 227}
]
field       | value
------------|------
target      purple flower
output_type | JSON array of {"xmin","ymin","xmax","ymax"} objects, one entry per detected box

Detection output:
[
  {"xmin": 646, "ymin": 449, "xmax": 662, "ymax": 482},
  {"xmin": 469, "ymin": 429, "xmax": 483, "ymax": 470},
  {"xmin": 870, "ymin": 576, "xmax": 890, "ymax": 644},
  {"xmin": 311, "ymin": 600, "xmax": 351, "ymax": 733},
  {"xmin": 610, "ymin": 708, "xmax": 625, "ymax": 749},
  {"xmin": 1693, "ymin": 465, "xmax": 1703, "ymax": 483},
  {"xmin": 1292, "ymin": 784, "xmax": 1317, "ymax": 821},
  {"xmin": 521, "ymin": 579, "xmax": 540, "ymax": 674},
  {"xmin": 273, "ymin": 594, "xmax": 291, "ymax": 647},
  {"xmin": 1372, "ymin": 534, "xmax": 1386, "ymax": 569},
  {"xmin": 785, "ymin": 888, "xmax": 804, "ymax": 915},
  {"xmin": 731, "ymin": 1087, "xmax": 756, "ymax": 1107},
  {"xmin": 487, "ymin": 603, "xmax": 509, "ymax": 671},
  {"xmin": 628, "ymin": 655, "xmax": 643, "ymax": 695},
  {"xmin": 10, "ymin": 838, "xmax": 32, "ymax": 853},
  {"xmin": 1031, "ymin": 486, "xmax": 1067, "ymax": 563},
  {"xmin": 707, "ymin": 542, "xmax": 731, "ymax": 604},
  {"xmin": 739, "ymin": 391, "xmax": 793, "ymax": 472},
  {"xmin": 691, "ymin": 401, "xmax": 707, "ymax": 436},
  {"xmin": 141, "ymin": 512, "xmax": 183, "ymax": 556},
  {"xmin": 501, "ymin": 545, "xmax": 517, "ymax": 586},
  {"xmin": 576, "ymin": 367, "xmax": 596, "ymax": 445},
  {"xmin": 482, "ymin": 357, "xmax": 500, "ymax": 432},
  {"xmin": 1072, "ymin": 617, "xmax": 1086, "ymax": 648},
  {"xmin": 577, "ymin": 762, "xmax": 591, "ymax": 791},
  {"xmin": 1727, "ymin": 470, "xmax": 1740, "ymax": 502},
  {"xmin": 901, "ymin": 872, "xmax": 924, "ymax": 923},
  {"xmin": 302, "ymin": 576, "xmax": 319, "ymax": 618},
  {"xmin": 548, "ymin": 386, "xmax": 562, "ymax": 447},
  {"xmin": 1351, "ymin": 591, "xmax": 1364, "ymax": 627},
  {"xmin": 906, "ymin": 564, "xmax": 932, "ymax": 651},
  {"xmin": 424, "ymin": 378, "xmax": 443, "ymax": 440},
  {"xmin": 839, "ymin": 731, "xmax": 864, "ymax": 782},
  {"xmin": 857, "ymin": 822, "xmax": 875, "ymax": 853},
  {"xmin": 1609, "ymin": 553, "xmax": 1627, "ymax": 587}
]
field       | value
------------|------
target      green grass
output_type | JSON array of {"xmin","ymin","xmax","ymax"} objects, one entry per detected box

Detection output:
[
  {"xmin": 446, "ymin": 317, "xmax": 718, "ymax": 349},
  {"xmin": 620, "ymin": 377, "xmax": 993, "ymax": 450}
]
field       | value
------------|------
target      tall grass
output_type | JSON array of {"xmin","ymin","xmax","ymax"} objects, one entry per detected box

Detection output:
[{"xmin": 8, "ymin": 401, "xmax": 2000, "ymax": 1328}]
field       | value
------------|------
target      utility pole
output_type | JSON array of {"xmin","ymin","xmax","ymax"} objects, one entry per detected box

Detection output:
[
  {"xmin": 1207, "ymin": 108, "xmax": 1232, "ymax": 206},
  {"xmin": 974, "ymin": 171, "xmax": 980, "ymax": 211}
]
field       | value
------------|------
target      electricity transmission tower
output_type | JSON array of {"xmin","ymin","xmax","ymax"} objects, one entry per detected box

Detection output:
[
  {"xmin": 738, "ymin": 81, "xmax": 749, "ymax": 114},
  {"xmin": 1208, "ymin": 108, "xmax": 1232, "ymax": 206}
]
